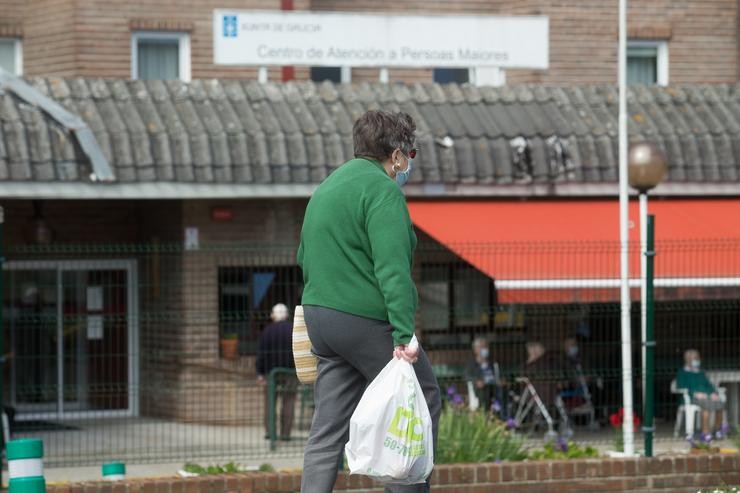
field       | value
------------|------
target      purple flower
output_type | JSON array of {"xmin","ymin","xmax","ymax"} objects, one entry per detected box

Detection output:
[
  {"xmin": 452, "ymin": 394, "xmax": 464, "ymax": 406},
  {"xmin": 556, "ymin": 437, "xmax": 568, "ymax": 452},
  {"xmin": 491, "ymin": 399, "xmax": 502, "ymax": 413},
  {"xmin": 505, "ymin": 418, "xmax": 517, "ymax": 430},
  {"xmin": 447, "ymin": 385, "xmax": 457, "ymax": 397}
]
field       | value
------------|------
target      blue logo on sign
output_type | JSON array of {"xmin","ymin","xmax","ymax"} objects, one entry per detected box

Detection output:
[{"xmin": 223, "ymin": 15, "xmax": 238, "ymax": 38}]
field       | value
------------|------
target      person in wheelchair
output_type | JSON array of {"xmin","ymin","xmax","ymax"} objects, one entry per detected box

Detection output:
[
  {"xmin": 558, "ymin": 336, "xmax": 599, "ymax": 430},
  {"xmin": 676, "ymin": 349, "xmax": 727, "ymax": 442}
]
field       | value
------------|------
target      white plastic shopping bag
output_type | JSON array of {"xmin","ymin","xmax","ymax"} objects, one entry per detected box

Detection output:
[{"xmin": 344, "ymin": 336, "xmax": 434, "ymax": 484}]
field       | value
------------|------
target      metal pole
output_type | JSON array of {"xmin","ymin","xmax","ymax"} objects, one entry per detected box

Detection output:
[
  {"xmin": 618, "ymin": 0, "xmax": 635, "ymax": 456},
  {"xmin": 644, "ymin": 214, "xmax": 656, "ymax": 457},
  {"xmin": 640, "ymin": 194, "xmax": 647, "ymax": 406}
]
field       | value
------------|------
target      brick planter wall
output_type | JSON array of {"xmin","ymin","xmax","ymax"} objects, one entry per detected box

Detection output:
[{"xmin": 48, "ymin": 454, "xmax": 740, "ymax": 493}]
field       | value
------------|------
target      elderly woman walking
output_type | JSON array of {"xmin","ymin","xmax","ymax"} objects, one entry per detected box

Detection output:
[{"xmin": 297, "ymin": 110, "xmax": 441, "ymax": 493}]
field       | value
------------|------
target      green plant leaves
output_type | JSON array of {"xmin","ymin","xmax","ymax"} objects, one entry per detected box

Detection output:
[{"xmin": 436, "ymin": 407, "xmax": 527, "ymax": 463}]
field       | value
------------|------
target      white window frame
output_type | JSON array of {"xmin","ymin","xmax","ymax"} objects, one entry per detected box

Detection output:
[
  {"xmin": 627, "ymin": 40, "xmax": 669, "ymax": 86},
  {"xmin": 130, "ymin": 31, "xmax": 191, "ymax": 82},
  {"xmin": 0, "ymin": 37, "xmax": 23, "ymax": 75},
  {"xmin": 471, "ymin": 67, "xmax": 506, "ymax": 87}
]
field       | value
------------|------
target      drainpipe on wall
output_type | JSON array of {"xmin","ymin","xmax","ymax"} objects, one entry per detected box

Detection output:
[{"xmin": 282, "ymin": 0, "xmax": 295, "ymax": 81}]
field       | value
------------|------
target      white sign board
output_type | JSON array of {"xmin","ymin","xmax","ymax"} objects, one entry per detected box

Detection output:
[{"xmin": 214, "ymin": 11, "xmax": 548, "ymax": 69}]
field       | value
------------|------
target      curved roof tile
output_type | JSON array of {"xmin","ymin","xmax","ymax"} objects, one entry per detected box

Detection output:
[{"xmin": 1, "ymin": 78, "xmax": 740, "ymax": 188}]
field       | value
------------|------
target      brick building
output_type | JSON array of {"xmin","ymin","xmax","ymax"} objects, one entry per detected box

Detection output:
[
  {"xmin": 1, "ymin": 0, "xmax": 737, "ymax": 84},
  {"xmin": 1, "ymin": 0, "xmax": 740, "ymax": 465}
]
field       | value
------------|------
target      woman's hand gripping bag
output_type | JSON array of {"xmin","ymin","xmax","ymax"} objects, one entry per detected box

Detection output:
[{"xmin": 344, "ymin": 340, "xmax": 433, "ymax": 484}]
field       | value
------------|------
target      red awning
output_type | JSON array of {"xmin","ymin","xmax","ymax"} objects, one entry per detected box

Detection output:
[{"xmin": 408, "ymin": 199, "xmax": 740, "ymax": 303}]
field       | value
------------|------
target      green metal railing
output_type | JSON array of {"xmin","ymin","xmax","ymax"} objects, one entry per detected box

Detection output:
[
  {"xmin": 1, "ymin": 240, "xmax": 738, "ymax": 466},
  {"xmin": 266, "ymin": 368, "xmax": 307, "ymax": 451}
]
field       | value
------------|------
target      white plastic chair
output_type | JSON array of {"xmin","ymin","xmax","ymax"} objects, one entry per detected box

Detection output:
[
  {"xmin": 671, "ymin": 379, "xmax": 700, "ymax": 438},
  {"xmin": 671, "ymin": 379, "xmax": 727, "ymax": 438}
]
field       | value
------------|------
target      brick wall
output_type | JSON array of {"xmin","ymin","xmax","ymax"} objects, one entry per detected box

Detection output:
[
  {"xmin": 19, "ymin": 0, "xmax": 311, "ymax": 79},
  {"xmin": 22, "ymin": 1, "xmax": 77, "ymax": 76},
  {"xmin": 170, "ymin": 199, "xmax": 304, "ymax": 423},
  {"xmin": 7, "ymin": 0, "xmax": 737, "ymax": 83},
  {"xmin": 314, "ymin": 0, "xmax": 738, "ymax": 85},
  {"xmin": 46, "ymin": 455, "xmax": 740, "ymax": 493},
  {"xmin": 0, "ymin": 0, "xmax": 24, "ymax": 36}
]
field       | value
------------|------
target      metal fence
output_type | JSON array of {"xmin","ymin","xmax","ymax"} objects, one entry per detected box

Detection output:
[{"xmin": 2, "ymin": 239, "xmax": 739, "ymax": 466}]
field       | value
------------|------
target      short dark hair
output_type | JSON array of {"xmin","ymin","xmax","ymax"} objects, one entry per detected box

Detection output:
[{"xmin": 353, "ymin": 110, "xmax": 416, "ymax": 161}]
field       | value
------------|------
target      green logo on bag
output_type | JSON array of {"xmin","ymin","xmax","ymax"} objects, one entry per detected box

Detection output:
[{"xmin": 387, "ymin": 406, "xmax": 423, "ymax": 442}]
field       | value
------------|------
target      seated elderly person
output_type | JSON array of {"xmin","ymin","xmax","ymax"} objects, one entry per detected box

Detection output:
[
  {"xmin": 676, "ymin": 349, "xmax": 727, "ymax": 442},
  {"xmin": 465, "ymin": 337, "xmax": 506, "ymax": 418}
]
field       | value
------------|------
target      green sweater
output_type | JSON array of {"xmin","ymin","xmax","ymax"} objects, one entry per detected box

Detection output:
[
  {"xmin": 297, "ymin": 157, "xmax": 417, "ymax": 346},
  {"xmin": 676, "ymin": 368, "xmax": 716, "ymax": 401}
]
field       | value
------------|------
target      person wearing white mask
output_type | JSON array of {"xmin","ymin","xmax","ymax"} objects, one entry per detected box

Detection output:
[
  {"xmin": 676, "ymin": 349, "xmax": 727, "ymax": 442},
  {"xmin": 298, "ymin": 110, "xmax": 440, "ymax": 493},
  {"xmin": 465, "ymin": 337, "xmax": 505, "ymax": 418}
]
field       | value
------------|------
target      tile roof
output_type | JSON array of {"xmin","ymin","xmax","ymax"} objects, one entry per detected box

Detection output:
[{"xmin": 2, "ymin": 78, "xmax": 740, "ymax": 190}]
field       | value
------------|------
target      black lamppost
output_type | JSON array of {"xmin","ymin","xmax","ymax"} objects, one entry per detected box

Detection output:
[{"xmin": 628, "ymin": 142, "xmax": 667, "ymax": 458}]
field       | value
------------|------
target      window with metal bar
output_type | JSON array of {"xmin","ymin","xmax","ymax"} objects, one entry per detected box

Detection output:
[
  {"xmin": 627, "ymin": 41, "xmax": 668, "ymax": 86},
  {"xmin": 418, "ymin": 261, "xmax": 495, "ymax": 348},
  {"xmin": 218, "ymin": 266, "xmax": 302, "ymax": 355},
  {"xmin": 131, "ymin": 32, "xmax": 190, "ymax": 81}
]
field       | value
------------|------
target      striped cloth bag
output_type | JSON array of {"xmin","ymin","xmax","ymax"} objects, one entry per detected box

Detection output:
[{"xmin": 292, "ymin": 305, "xmax": 318, "ymax": 384}]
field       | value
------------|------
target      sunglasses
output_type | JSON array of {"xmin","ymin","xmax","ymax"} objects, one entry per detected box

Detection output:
[{"xmin": 403, "ymin": 148, "xmax": 418, "ymax": 159}]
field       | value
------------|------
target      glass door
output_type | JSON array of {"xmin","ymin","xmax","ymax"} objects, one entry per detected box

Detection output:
[
  {"xmin": 3, "ymin": 260, "xmax": 137, "ymax": 418},
  {"xmin": 61, "ymin": 268, "xmax": 129, "ymax": 412},
  {"xmin": 3, "ymin": 268, "xmax": 59, "ymax": 414}
]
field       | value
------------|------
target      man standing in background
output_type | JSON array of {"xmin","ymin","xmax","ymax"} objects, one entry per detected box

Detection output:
[{"xmin": 256, "ymin": 303, "xmax": 297, "ymax": 441}]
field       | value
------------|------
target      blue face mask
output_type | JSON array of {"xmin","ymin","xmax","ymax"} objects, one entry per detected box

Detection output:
[{"xmin": 395, "ymin": 158, "xmax": 413, "ymax": 187}]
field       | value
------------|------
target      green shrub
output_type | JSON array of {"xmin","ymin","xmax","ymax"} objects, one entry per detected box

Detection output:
[
  {"xmin": 436, "ymin": 407, "xmax": 527, "ymax": 463},
  {"xmin": 182, "ymin": 462, "xmax": 258, "ymax": 475},
  {"xmin": 696, "ymin": 486, "xmax": 738, "ymax": 493},
  {"xmin": 527, "ymin": 440, "xmax": 600, "ymax": 460}
]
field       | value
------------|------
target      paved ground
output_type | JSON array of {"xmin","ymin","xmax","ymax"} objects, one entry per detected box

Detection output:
[
  {"xmin": 43, "ymin": 457, "xmax": 305, "ymax": 484},
  {"xmin": 40, "ymin": 438, "xmax": 738, "ymax": 484}
]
